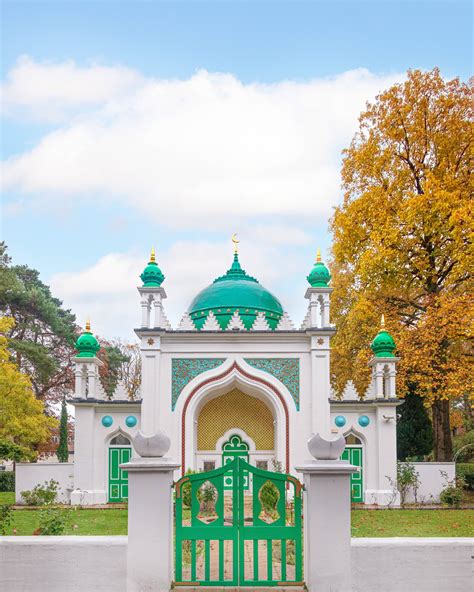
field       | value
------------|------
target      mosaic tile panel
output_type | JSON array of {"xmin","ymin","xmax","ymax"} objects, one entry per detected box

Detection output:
[
  {"xmin": 171, "ymin": 358, "xmax": 226, "ymax": 409},
  {"xmin": 244, "ymin": 358, "xmax": 300, "ymax": 410}
]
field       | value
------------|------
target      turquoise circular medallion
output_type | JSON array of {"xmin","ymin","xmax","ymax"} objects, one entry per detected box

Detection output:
[
  {"xmin": 125, "ymin": 415, "xmax": 137, "ymax": 428},
  {"xmin": 101, "ymin": 415, "xmax": 113, "ymax": 428},
  {"xmin": 334, "ymin": 415, "xmax": 346, "ymax": 427},
  {"xmin": 358, "ymin": 415, "xmax": 370, "ymax": 427}
]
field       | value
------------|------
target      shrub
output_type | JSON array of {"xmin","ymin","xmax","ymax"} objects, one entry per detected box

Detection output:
[
  {"xmin": 0, "ymin": 504, "xmax": 13, "ymax": 535},
  {"xmin": 21, "ymin": 479, "xmax": 59, "ymax": 506},
  {"xmin": 453, "ymin": 430, "xmax": 474, "ymax": 463},
  {"xmin": 38, "ymin": 507, "xmax": 71, "ymax": 535},
  {"xmin": 456, "ymin": 464, "xmax": 474, "ymax": 491},
  {"xmin": 0, "ymin": 471, "xmax": 15, "ymax": 492},
  {"xmin": 440, "ymin": 471, "xmax": 465, "ymax": 508},
  {"xmin": 397, "ymin": 462, "xmax": 420, "ymax": 506},
  {"xmin": 181, "ymin": 469, "xmax": 197, "ymax": 509}
]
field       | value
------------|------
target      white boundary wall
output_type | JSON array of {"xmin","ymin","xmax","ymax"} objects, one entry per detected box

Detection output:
[
  {"xmin": 404, "ymin": 462, "xmax": 455, "ymax": 504},
  {"xmin": 15, "ymin": 463, "xmax": 74, "ymax": 504},
  {"xmin": 0, "ymin": 536, "xmax": 472, "ymax": 592}
]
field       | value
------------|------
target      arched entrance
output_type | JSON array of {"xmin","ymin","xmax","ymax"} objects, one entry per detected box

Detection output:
[
  {"xmin": 179, "ymin": 361, "xmax": 290, "ymax": 475},
  {"xmin": 196, "ymin": 387, "xmax": 275, "ymax": 477},
  {"xmin": 108, "ymin": 433, "xmax": 132, "ymax": 503},
  {"xmin": 341, "ymin": 432, "xmax": 364, "ymax": 502}
]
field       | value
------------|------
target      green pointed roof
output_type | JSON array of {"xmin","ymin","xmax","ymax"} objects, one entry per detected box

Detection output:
[
  {"xmin": 307, "ymin": 249, "xmax": 331, "ymax": 287},
  {"xmin": 140, "ymin": 247, "xmax": 165, "ymax": 287},
  {"xmin": 188, "ymin": 252, "xmax": 284, "ymax": 330},
  {"xmin": 371, "ymin": 316, "xmax": 396, "ymax": 357},
  {"xmin": 75, "ymin": 320, "xmax": 100, "ymax": 358}
]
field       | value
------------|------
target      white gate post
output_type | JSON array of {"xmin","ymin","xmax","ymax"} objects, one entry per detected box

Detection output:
[
  {"xmin": 296, "ymin": 434, "xmax": 357, "ymax": 592},
  {"xmin": 121, "ymin": 432, "xmax": 180, "ymax": 592}
]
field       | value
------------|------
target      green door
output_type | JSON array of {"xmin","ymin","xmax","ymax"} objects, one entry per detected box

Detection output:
[
  {"xmin": 222, "ymin": 434, "xmax": 249, "ymax": 490},
  {"xmin": 341, "ymin": 446, "xmax": 363, "ymax": 502},
  {"xmin": 108, "ymin": 446, "xmax": 131, "ymax": 502}
]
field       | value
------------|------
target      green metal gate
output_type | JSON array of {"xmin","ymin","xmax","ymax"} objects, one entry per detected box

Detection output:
[{"xmin": 174, "ymin": 457, "xmax": 303, "ymax": 586}]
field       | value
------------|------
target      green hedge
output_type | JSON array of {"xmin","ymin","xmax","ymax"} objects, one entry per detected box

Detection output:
[
  {"xmin": 456, "ymin": 463, "xmax": 474, "ymax": 490},
  {"xmin": 0, "ymin": 471, "xmax": 15, "ymax": 492}
]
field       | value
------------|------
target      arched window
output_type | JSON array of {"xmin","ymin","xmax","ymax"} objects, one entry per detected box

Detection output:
[
  {"xmin": 110, "ymin": 434, "xmax": 131, "ymax": 446},
  {"xmin": 345, "ymin": 434, "xmax": 362, "ymax": 446}
]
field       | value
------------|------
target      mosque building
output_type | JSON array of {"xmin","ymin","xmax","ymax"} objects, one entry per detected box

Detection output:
[{"xmin": 70, "ymin": 242, "xmax": 401, "ymax": 506}]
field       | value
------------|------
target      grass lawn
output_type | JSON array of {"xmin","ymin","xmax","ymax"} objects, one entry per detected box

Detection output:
[{"xmin": 0, "ymin": 500, "xmax": 472, "ymax": 537}]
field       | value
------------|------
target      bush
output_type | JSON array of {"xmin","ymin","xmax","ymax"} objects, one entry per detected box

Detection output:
[
  {"xmin": 38, "ymin": 507, "xmax": 71, "ymax": 535},
  {"xmin": 456, "ymin": 463, "xmax": 474, "ymax": 490},
  {"xmin": 0, "ymin": 504, "xmax": 13, "ymax": 535},
  {"xmin": 453, "ymin": 430, "xmax": 474, "ymax": 462},
  {"xmin": 21, "ymin": 479, "xmax": 59, "ymax": 506},
  {"xmin": 397, "ymin": 462, "xmax": 420, "ymax": 506},
  {"xmin": 0, "ymin": 471, "xmax": 15, "ymax": 492},
  {"xmin": 440, "ymin": 471, "xmax": 464, "ymax": 508}
]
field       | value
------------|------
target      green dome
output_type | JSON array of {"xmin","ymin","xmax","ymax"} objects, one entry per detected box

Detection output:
[
  {"xmin": 307, "ymin": 250, "xmax": 331, "ymax": 287},
  {"xmin": 188, "ymin": 253, "xmax": 284, "ymax": 330},
  {"xmin": 140, "ymin": 248, "xmax": 164, "ymax": 287},
  {"xmin": 75, "ymin": 321, "xmax": 100, "ymax": 358},
  {"xmin": 371, "ymin": 319, "xmax": 396, "ymax": 357}
]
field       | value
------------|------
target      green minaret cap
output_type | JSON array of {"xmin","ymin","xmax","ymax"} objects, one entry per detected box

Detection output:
[
  {"xmin": 371, "ymin": 315, "xmax": 396, "ymax": 357},
  {"xmin": 140, "ymin": 247, "xmax": 165, "ymax": 287},
  {"xmin": 75, "ymin": 320, "xmax": 100, "ymax": 358},
  {"xmin": 307, "ymin": 248, "xmax": 331, "ymax": 287}
]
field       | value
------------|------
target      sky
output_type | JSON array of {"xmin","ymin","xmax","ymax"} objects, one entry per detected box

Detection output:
[{"xmin": 1, "ymin": 0, "xmax": 472, "ymax": 340}]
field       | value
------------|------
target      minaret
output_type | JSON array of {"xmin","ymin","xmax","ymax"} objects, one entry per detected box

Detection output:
[
  {"xmin": 304, "ymin": 248, "xmax": 332, "ymax": 328},
  {"xmin": 73, "ymin": 319, "xmax": 102, "ymax": 399},
  {"xmin": 369, "ymin": 315, "xmax": 399, "ymax": 399},
  {"xmin": 138, "ymin": 248, "xmax": 168, "ymax": 329}
]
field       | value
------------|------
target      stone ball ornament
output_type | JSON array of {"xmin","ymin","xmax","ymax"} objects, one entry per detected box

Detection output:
[
  {"xmin": 358, "ymin": 415, "xmax": 370, "ymax": 427},
  {"xmin": 101, "ymin": 415, "xmax": 113, "ymax": 428},
  {"xmin": 125, "ymin": 415, "xmax": 138, "ymax": 428},
  {"xmin": 334, "ymin": 415, "xmax": 346, "ymax": 427},
  {"xmin": 308, "ymin": 433, "xmax": 346, "ymax": 460},
  {"xmin": 133, "ymin": 431, "xmax": 171, "ymax": 458}
]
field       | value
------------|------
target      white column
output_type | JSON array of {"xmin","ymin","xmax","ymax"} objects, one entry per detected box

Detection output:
[
  {"xmin": 153, "ymin": 296, "xmax": 163, "ymax": 328},
  {"xmin": 140, "ymin": 348, "xmax": 160, "ymax": 435},
  {"xmin": 388, "ymin": 369, "xmax": 397, "ymax": 398},
  {"xmin": 309, "ymin": 293, "xmax": 319, "ymax": 327},
  {"xmin": 295, "ymin": 460, "xmax": 356, "ymax": 592},
  {"xmin": 322, "ymin": 294, "xmax": 331, "ymax": 327},
  {"xmin": 375, "ymin": 366, "xmax": 384, "ymax": 399},
  {"xmin": 311, "ymin": 336, "xmax": 331, "ymax": 439},
  {"xmin": 122, "ymin": 457, "xmax": 180, "ymax": 592},
  {"xmin": 141, "ymin": 297, "xmax": 150, "ymax": 328}
]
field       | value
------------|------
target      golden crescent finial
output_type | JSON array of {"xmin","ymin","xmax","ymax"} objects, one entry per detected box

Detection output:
[
  {"xmin": 231, "ymin": 233, "xmax": 239, "ymax": 254},
  {"xmin": 150, "ymin": 246, "xmax": 156, "ymax": 263},
  {"xmin": 85, "ymin": 318, "xmax": 91, "ymax": 332},
  {"xmin": 381, "ymin": 314, "xmax": 385, "ymax": 328},
  {"xmin": 316, "ymin": 248, "xmax": 321, "ymax": 263}
]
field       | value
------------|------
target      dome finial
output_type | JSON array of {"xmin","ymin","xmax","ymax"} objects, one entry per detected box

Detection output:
[
  {"xmin": 150, "ymin": 246, "xmax": 156, "ymax": 263},
  {"xmin": 316, "ymin": 248, "xmax": 321, "ymax": 263},
  {"xmin": 381, "ymin": 314, "xmax": 385, "ymax": 328},
  {"xmin": 231, "ymin": 233, "xmax": 239, "ymax": 254},
  {"xmin": 85, "ymin": 317, "xmax": 91, "ymax": 333}
]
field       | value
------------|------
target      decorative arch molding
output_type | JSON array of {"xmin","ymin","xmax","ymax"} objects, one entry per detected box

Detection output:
[
  {"xmin": 343, "ymin": 427, "xmax": 366, "ymax": 446},
  {"xmin": 105, "ymin": 427, "xmax": 133, "ymax": 447},
  {"xmin": 215, "ymin": 428, "xmax": 257, "ymax": 453},
  {"xmin": 179, "ymin": 360, "xmax": 290, "ymax": 475}
]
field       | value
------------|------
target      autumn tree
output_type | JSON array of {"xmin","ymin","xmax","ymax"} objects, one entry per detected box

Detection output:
[
  {"xmin": 0, "ymin": 317, "xmax": 57, "ymax": 458},
  {"xmin": 330, "ymin": 68, "xmax": 472, "ymax": 461}
]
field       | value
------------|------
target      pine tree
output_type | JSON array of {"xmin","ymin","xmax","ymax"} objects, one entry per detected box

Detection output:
[
  {"xmin": 56, "ymin": 397, "xmax": 69, "ymax": 463},
  {"xmin": 397, "ymin": 388, "xmax": 433, "ymax": 461}
]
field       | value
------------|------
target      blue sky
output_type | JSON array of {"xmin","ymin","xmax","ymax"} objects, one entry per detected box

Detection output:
[{"xmin": 1, "ymin": 1, "xmax": 472, "ymax": 339}]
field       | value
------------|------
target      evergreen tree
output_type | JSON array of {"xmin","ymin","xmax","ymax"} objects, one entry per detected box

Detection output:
[
  {"xmin": 397, "ymin": 388, "xmax": 433, "ymax": 461},
  {"xmin": 56, "ymin": 397, "xmax": 69, "ymax": 463}
]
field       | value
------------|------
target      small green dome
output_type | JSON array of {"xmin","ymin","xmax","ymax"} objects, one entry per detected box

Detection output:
[
  {"xmin": 140, "ymin": 248, "xmax": 164, "ymax": 287},
  {"xmin": 75, "ymin": 321, "xmax": 100, "ymax": 358},
  {"xmin": 371, "ymin": 317, "xmax": 396, "ymax": 357},
  {"xmin": 307, "ymin": 249, "xmax": 331, "ymax": 287},
  {"xmin": 188, "ymin": 253, "xmax": 284, "ymax": 330}
]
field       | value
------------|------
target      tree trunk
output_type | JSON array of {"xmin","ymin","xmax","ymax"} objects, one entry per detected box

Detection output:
[{"xmin": 432, "ymin": 399, "xmax": 453, "ymax": 461}]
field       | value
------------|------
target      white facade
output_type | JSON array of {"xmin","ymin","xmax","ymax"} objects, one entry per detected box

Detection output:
[{"xmin": 68, "ymin": 253, "xmax": 402, "ymax": 506}]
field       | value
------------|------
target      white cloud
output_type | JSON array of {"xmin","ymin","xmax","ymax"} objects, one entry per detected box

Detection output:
[
  {"xmin": 2, "ymin": 58, "xmax": 403, "ymax": 228},
  {"xmin": 49, "ymin": 240, "xmax": 309, "ymax": 339},
  {"xmin": 1, "ymin": 55, "xmax": 142, "ymax": 121}
]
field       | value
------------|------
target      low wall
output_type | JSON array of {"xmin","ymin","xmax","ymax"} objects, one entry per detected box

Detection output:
[
  {"xmin": 15, "ymin": 463, "xmax": 75, "ymax": 504},
  {"xmin": 352, "ymin": 538, "xmax": 473, "ymax": 592},
  {"xmin": 404, "ymin": 462, "xmax": 455, "ymax": 504},
  {"xmin": 1, "ymin": 536, "xmax": 472, "ymax": 592}
]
